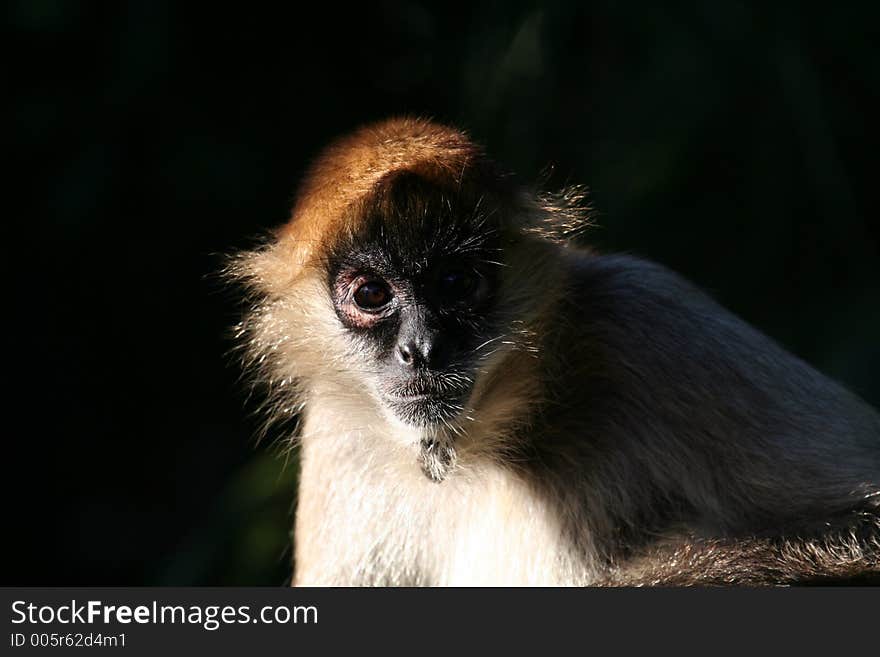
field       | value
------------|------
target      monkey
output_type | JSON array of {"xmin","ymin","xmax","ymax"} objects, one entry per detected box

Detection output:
[{"xmin": 228, "ymin": 117, "xmax": 880, "ymax": 586}]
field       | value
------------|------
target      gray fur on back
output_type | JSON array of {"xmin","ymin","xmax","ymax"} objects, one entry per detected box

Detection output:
[{"xmin": 524, "ymin": 252, "xmax": 879, "ymax": 584}]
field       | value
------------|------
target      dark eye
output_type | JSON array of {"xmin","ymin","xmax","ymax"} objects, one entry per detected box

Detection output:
[
  {"xmin": 437, "ymin": 269, "xmax": 477, "ymax": 300},
  {"xmin": 353, "ymin": 280, "xmax": 392, "ymax": 310}
]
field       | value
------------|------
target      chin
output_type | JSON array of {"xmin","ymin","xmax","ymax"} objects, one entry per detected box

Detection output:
[{"xmin": 377, "ymin": 389, "xmax": 470, "ymax": 430}]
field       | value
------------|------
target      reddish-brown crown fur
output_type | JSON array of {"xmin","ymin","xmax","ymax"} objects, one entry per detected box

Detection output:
[{"xmin": 276, "ymin": 117, "xmax": 495, "ymax": 267}]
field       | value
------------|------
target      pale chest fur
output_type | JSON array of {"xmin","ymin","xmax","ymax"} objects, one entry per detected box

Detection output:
[{"xmin": 292, "ymin": 403, "xmax": 594, "ymax": 586}]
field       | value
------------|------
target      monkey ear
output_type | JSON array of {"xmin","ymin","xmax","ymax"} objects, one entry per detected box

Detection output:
[{"xmin": 522, "ymin": 185, "xmax": 595, "ymax": 245}]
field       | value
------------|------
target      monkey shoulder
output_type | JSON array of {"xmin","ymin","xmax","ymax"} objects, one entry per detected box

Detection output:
[
  {"xmin": 560, "ymin": 252, "xmax": 733, "ymax": 330},
  {"xmin": 550, "ymin": 252, "xmax": 782, "ymax": 388},
  {"xmin": 537, "ymin": 251, "xmax": 879, "ymax": 524},
  {"xmin": 552, "ymin": 251, "xmax": 880, "ymax": 442},
  {"xmin": 555, "ymin": 251, "xmax": 876, "ymax": 413}
]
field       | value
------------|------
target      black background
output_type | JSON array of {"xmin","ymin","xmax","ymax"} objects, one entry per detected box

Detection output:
[{"xmin": 7, "ymin": 1, "xmax": 879, "ymax": 585}]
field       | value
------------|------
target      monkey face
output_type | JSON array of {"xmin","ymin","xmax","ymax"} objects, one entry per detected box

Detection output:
[
  {"xmin": 233, "ymin": 120, "xmax": 557, "ymax": 481},
  {"xmin": 326, "ymin": 174, "xmax": 505, "ymax": 428}
]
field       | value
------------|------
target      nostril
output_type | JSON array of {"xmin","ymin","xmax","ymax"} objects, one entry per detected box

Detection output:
[{"xmin": 397, "ymin": 343, "xmax": 414, "ymax": 366}]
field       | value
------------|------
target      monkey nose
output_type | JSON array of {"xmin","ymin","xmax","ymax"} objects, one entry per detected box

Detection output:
[
  {"xmin": 396, "ymin": 336, "xmax": 442, "ymax": 369},
  {"xmin": 396, "ymin": 342, "xmax": 417, "ymax": 367}
]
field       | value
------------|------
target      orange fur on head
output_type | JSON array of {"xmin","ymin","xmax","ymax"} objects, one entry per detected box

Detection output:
[{"xmin": 275, "ymin": 118, "xmax": 495, "ymax": 273}]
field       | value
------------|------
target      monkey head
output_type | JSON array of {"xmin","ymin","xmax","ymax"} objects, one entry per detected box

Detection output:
[{"xmin": 231, "ymin": 118, "xmax": 570, "ymax": 480}]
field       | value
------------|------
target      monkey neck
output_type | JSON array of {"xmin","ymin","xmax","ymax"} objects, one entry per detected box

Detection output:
[{"xmin": 295, "ymin": 393, "xmax": 603, "ymax": 585}]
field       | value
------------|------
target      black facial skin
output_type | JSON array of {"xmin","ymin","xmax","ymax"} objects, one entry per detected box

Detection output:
[{"xmin": 326, "ymin": 173, "xmax": 505, "ymax": 428}]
